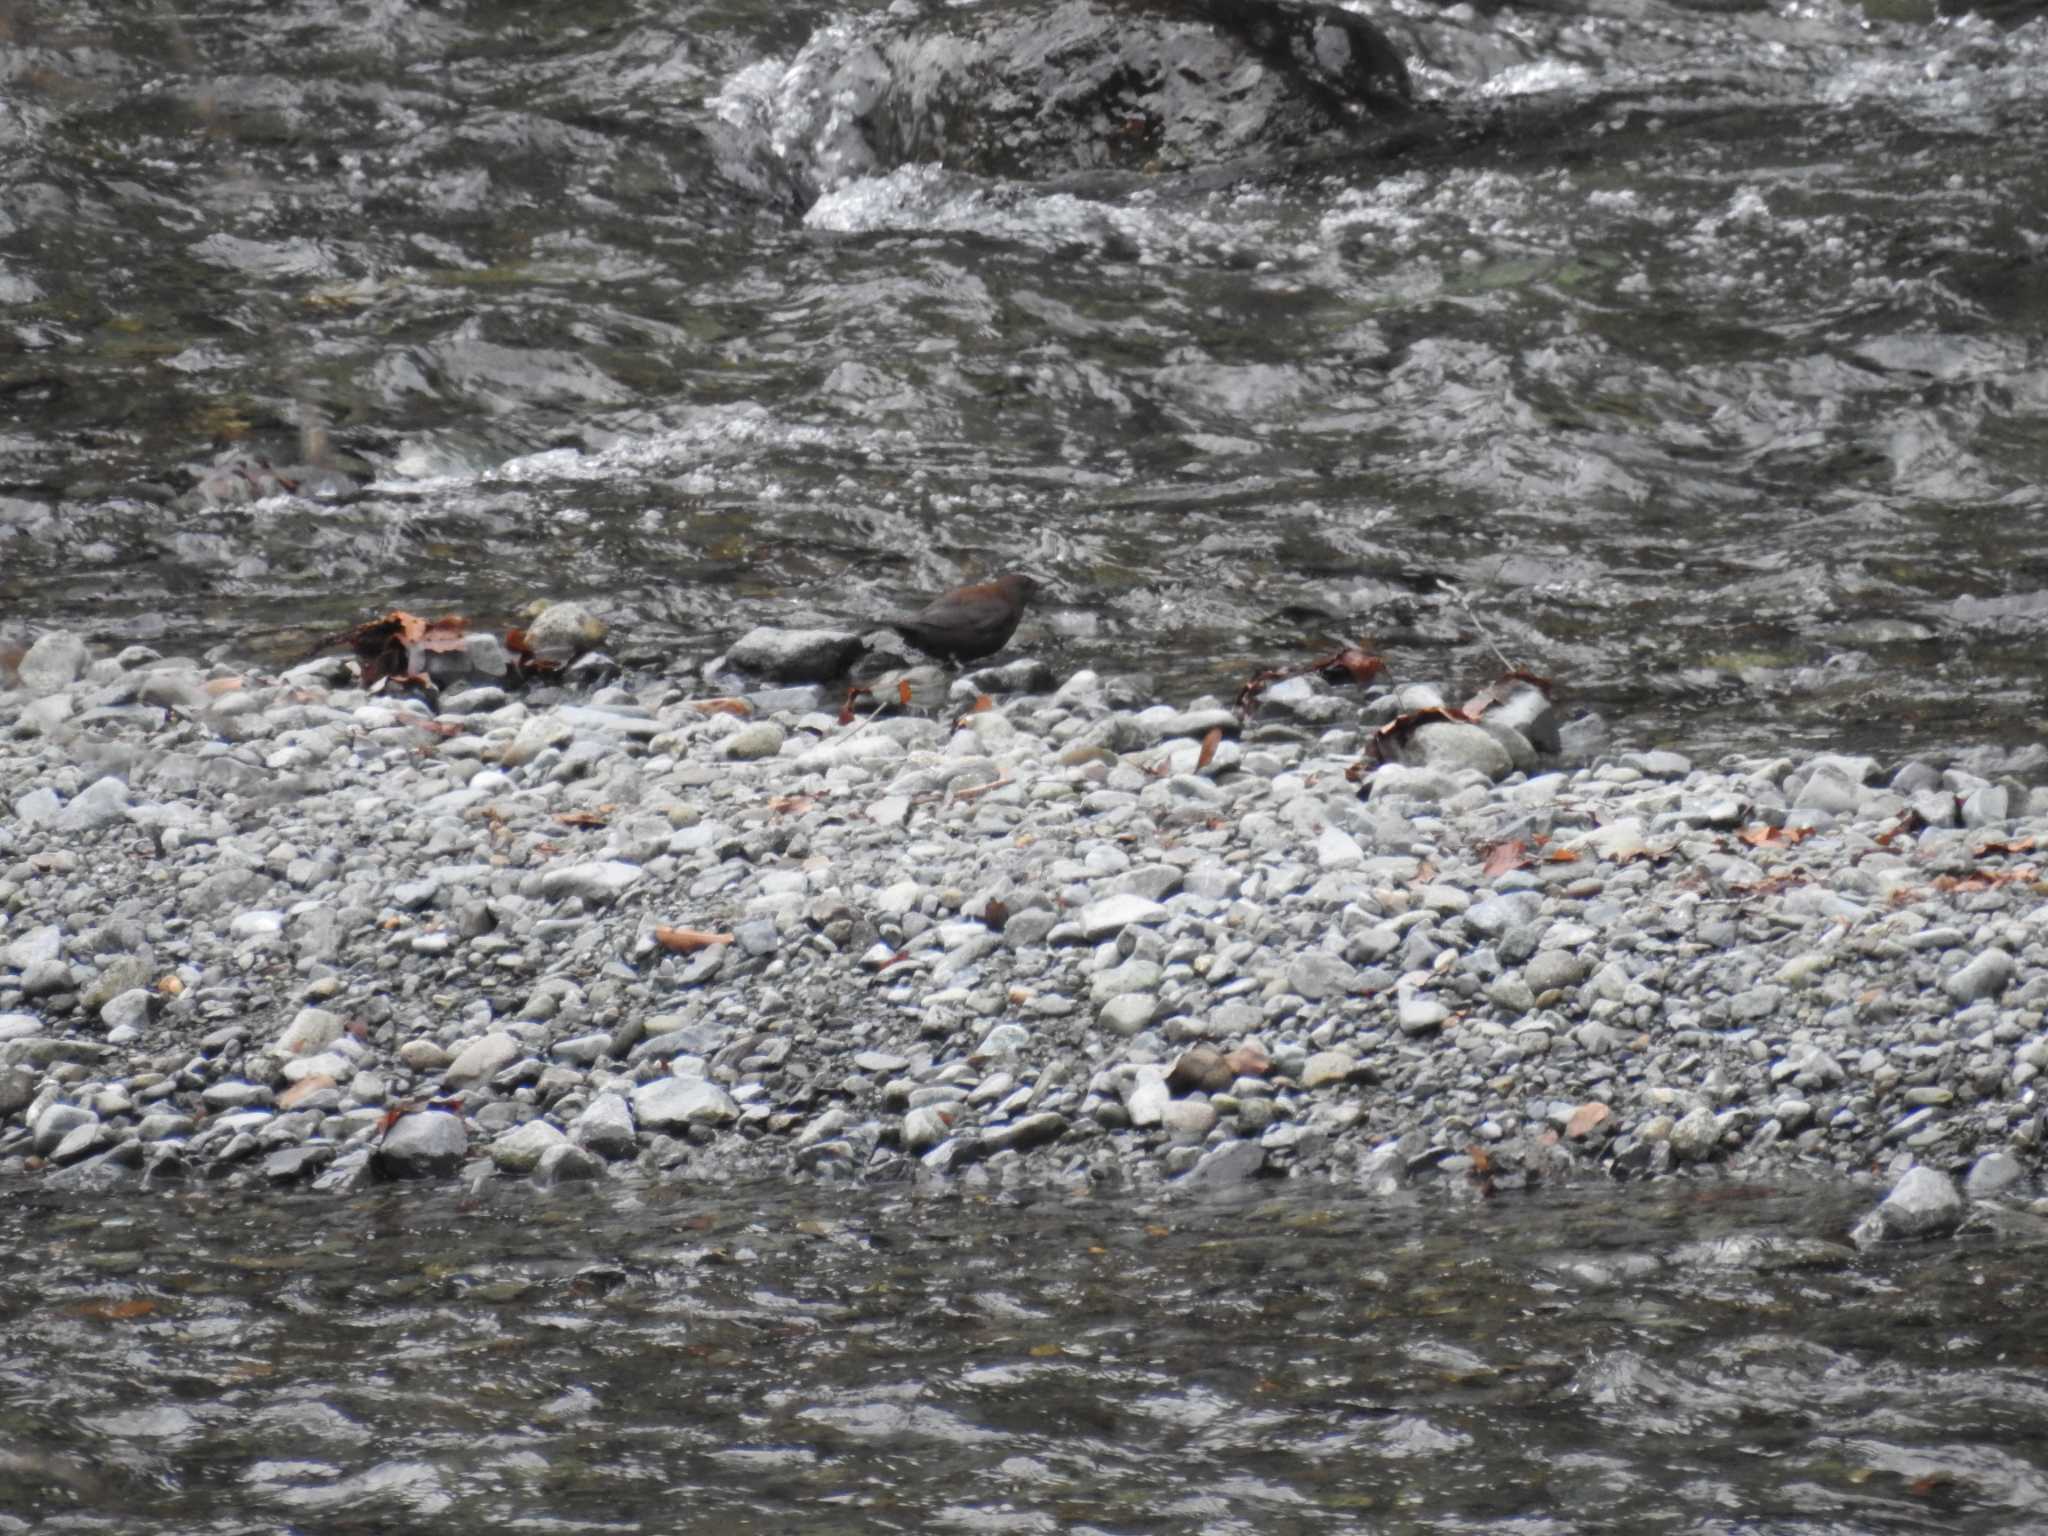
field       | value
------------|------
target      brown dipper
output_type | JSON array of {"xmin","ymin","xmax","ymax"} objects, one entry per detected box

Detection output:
[{"xmin": 887, "ymin": 572, "xmax": 1040, "ymax": 663}]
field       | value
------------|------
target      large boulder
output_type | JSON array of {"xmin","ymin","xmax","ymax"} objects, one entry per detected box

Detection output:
[{"xmin": 756, "ymin": 0, "xmax": 1413, "ymax": 199}]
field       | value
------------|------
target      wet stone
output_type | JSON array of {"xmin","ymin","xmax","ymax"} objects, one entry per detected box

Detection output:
[
  {"xmin": 1944, "ymin": 949, "xmax": 2014, "ymax": 1004},
  {"xmin": 569, "ymin": 1093, "xmax": 638, "ymax": 1160},
  {"xmin": 632, "ymin": 1077, "xmax": 739, "ymax": 1131},
  {"xmin": 1857, "ymin": 1165, "xmax": 1965, "ymax": 1243},
  {"xmin": 1077, "ymin": 893, "xmax": 1167, "ymax": 940},
  {"xmin": 445, "ymin": 1031, "xmax": 522, "ymax": 1086},
  {"xmin": 1179, "ymin": 1140, "xmax": 1265, "ymax": 1186},
  {"xmin": 490, "ymin": 1119, "xmax": 569, "ymax": 1174},
  {"xmin": 1288, "ymin": 953, "xmax": 1359, "ymax": 1001},
  {"xmin": 1300, "ymin": 1050, "xmax": 1357, "ymax": 1088},
  {"xmin": 375, "ymin": 1111, "xmax": 468, "ymax": 1179}
]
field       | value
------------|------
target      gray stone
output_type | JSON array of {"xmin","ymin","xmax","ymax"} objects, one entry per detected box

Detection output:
[
  {"xmin": 54, "ymin": 776, "xmax": 131, "ymax": 832},
  {"xmin": 1077, "ymin": 893, "xmax": 1167, "ymax": 940},
  {"xmin": 1524, "ymin": 951, "xmax": 1588, "ymax": 993},
  {"xmin": 1944, "ymin": 949, "xmax": 2014, "ymax": 1004},
  {"xmin": 1124, "ymin": 1068, "xmax": 1170, "ymax": 1128},
  {"xmin": 1868, "ymin": 1166, "xmax": 1965, "ymax": 1240},
  {"xmin": 1090, "ymin": 958, "xmax": 1162, "ymax": 1002},
  {"xmin": 1465, "ymin": 892, "xmax": 1542, "ymax": 938},
  {"xmin": 1959, "ymin": 783, "xmax": 2013, "ymax": 828},
  {"xmin": 726, "ymin": 626, "xmax": 864, "ymax": 683},
  {"xmin": 523, "ymin": 601, "xmax": 608, "ymax": 663},
  {"xmin": 1396, "ymin": 995, "xmax": 1448, "ymax": 1035},
  {"xmin": 902, "ymin": 1104, "xmax": 955, "ymax": 1152},
  {"xmin": 2, "ymin": 926, "xmax": 62, "ymax": 969},
  {"xmin": 263, "ymin": 1145, "xmax": 336, "ymax": 1183},
  {"xmin": 445, "ymin": 1030, "xmax": 522, "ymax": 1086},
  {"xmin": 1300, "ymin": 1050, "xmax": 1358, "ymax": 1088},
  {"xmin": 538, "ymin": 861, "xmax": 643, "ymax": 903},
  {"xmin": 631, "ymin": 1076, "xmax": 739, "ymax": 1131},
  {"xmin": 1097, "ymin": 994, "xmax": 1157, "ymax": 1036},
  {"xmin": 12, "ymin": 786, "xmax": 62, "ymax": 826},
  {"xmin": 1287, "ymin": 952, "xmax": 1359, "ymax": 1001},
  {"xmin": 18, "ymin": 630, "xmax": 89, "ymax": 693},
  {"xmin": 1405, "ymin": 721, "xmax": 1514, "ymax": 780},
  {"xmin": 376, "ymin": 1111, "xmax": 469, "ymax": 1178},
  {"xmin": 568, "ymin": 1092, "xmax": 639, "ymax": 1160},
  {"xmin": 1315, "ymin": 826, "xmax": 1365, "ymax": 871},
  {"xmin": 1179, "ymin": 1140, "xmax": 1266, "ymax": 1186},
  {"xmin": 398, "ymin": 1038, "xmax": 453, "ymax": 1072},
  {"xmin": 724, "ymin": 722, "xmax": 787, "ymax": 760},
  {"xmin": 981, "ymin": 1112, "xmax": 1066, "ymax": 1153},
  {"xmin": 201, "ymin": 1081, "xmax": 273, "ymax": 1111},
  {"xmin": 1668, "ymin": 1107, "xmax": 1722, "ymax": 1162},
  {"xmin": 274, "ymin": 1007, "xmax": 348, "ymax": 1058},
  {"xmin": 1161, "ymin": 1099, "xmax": 1218, "ymax": 1140},
  {"xmin": 32, "ymin": 1102, "xmax": 96, "ymax": 1156},
  {"xmin": 533, "ymin": 1142, "xmax": 603, "ymax": 1184},
  {"xmin": 489, "ymin": 1119, "xmax": 569, "ymax": 1173},
  {"xmin": 1965, "ymin": 1151, "xmax": 2023, "ymax": 1199}
]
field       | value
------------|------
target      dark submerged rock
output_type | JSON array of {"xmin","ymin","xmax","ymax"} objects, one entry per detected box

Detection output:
[{"xmin": 768, "ymin": 0, "xmax": 1414, "ymax": 199}]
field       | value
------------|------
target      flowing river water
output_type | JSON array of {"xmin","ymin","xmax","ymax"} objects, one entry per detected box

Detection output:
[
  {"xmin": 7, "ymin": 1176, "xmax": 2048, "ymax": 1532},
  {"xmin": 3, "ymin": 0, "xmax": 2048, "ymax": 760},
  {"xmin": 6, "ymin": 1, "xmax": 2048, "ymax": 1528}
]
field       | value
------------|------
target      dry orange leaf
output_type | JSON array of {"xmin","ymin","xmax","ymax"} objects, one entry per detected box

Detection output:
[
  {"xmin": 397, "ymin": 712, "xmax": 465, "ymax": 737},
  {"xmin": 1480, "ymin": 839, "xmax": 1529, "ymax": 878},
  {"xmin": 691, "ymin": 697, "xmax": 752, "ymax": 718},
  {"xmin": 1196, "ymin": 725, "xmax": 1222, "ymax": 771},
  {"xmin": 1976, "ymin": 836, "xmax": 2037, "ymax": 857},
  {"xmin": 1564, "ymin": 1102, "xmax": 1611, "ymax": 1140},
  {"xmin": 1222, "ymin": 1045, "xmax": 1271, "ymax": 1078},
  {"xmin": 897, "ymin": 677, "xmax": 913, "ymax": 707},
  {"xmin": 554, "ymin": 810, "xmax": 609, "ymax": 829},
  {"xmin": 278, "ymin": 1076, "xmax": 336, "ymax": 1110},
  {"xmin": 74, "ymin": 1298, "xmax": 157, "ymax": 1321},
  {"xmin": 1738, "ymin": 824, "xmax": 1813, "ymax": 848},
  {"xmin": 655, "ymin": 926, "xmax": 734, "ymax": 954}
]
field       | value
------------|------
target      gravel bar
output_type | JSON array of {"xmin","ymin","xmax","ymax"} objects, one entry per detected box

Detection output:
[{"xmin": 3, "ymin": 628, "xmax": 2045, "ymax": 1240}]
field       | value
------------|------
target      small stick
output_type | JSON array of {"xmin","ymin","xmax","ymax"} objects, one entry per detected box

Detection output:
[{"xmin": 1439, "ymin": 580, "xmax": 1515, "ymax": 674}]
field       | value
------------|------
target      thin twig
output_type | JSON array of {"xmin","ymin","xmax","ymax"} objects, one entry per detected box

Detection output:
[
  {"xmin": 1439, "ymin": 580, "xmax": 1514, "ymax": 674},
  {"xmin": 838, "ymin": 693, "xmax": 893, "ymax": 739},
  {"xmin": 913, "ymin": 773, "xmax": 1015, "ymax": 807}
]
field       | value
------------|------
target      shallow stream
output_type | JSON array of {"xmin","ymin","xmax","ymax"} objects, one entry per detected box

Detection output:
[
  {"xmin": 4, "ymin": 0, "xmax": 2047, "ymax": 758},
  {"xmin": 6, "ymin": 1176, "xmax": 2048, "ymax": 1532}
]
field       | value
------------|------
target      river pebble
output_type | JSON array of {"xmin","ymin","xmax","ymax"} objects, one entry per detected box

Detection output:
[{"xmin": 3, "ymin": 630, "xmax": 2047, "ymax": 1230}]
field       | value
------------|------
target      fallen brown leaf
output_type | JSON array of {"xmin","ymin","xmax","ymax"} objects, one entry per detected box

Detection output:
[
  {"xmin": 73, "ymin": 1298, "xmax": 157, "ymax": 1321},
  {"xmin": 654, "ymin": 926, "xmax": 734, "ymax": 954},
  {"xmin": 1564, "ymin": 1102, "xmax": 1611, "ymax": 1140},
  {"xmin": 1480, "ymin": 839, "xmax": 1529, "ymax": 878},
  {"xmin": 1738, "ymin": 824, "xmax": 1813, "ymax": 848}
]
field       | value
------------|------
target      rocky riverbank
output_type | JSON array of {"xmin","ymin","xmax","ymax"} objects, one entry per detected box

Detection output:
[{"xmin": 3, "ymin": 626, "xmax": 2045, "ymax": 1240}]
